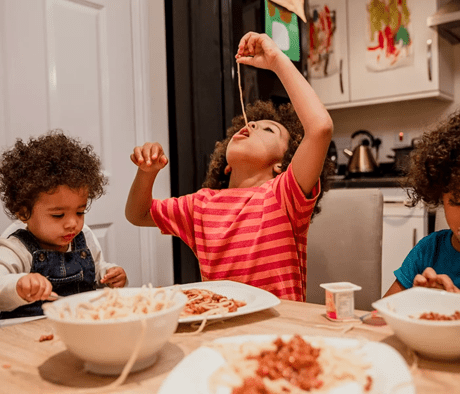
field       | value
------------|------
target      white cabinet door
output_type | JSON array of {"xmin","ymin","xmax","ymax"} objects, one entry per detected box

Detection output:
[
  {"xmin": 381, "ymin": 203, "xmax": 427, "ymax": 297},
  {"xmin": 308, "ymin": 0, "xmax": 350, "ymax": 106},
  {"xmin": 347, "ymin": 0, "xmax": 454, "ymax": 106}
]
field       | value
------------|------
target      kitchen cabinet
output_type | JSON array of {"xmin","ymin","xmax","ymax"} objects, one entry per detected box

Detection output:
[
  {"xmin": 381, "ymin": 189, "xmax": 428, "ymax": 297},
  {"xmin": 309, "ymin": 0, "xmax": 454, "ymax": 110},
  {"xmin": 307, "ymin": 0, "xmax": 350, "ymax": 106}
]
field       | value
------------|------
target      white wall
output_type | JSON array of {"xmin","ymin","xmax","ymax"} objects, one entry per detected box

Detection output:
[{"xmin": 330, "ymin": 46, "xmax": 460, "ymax": 166}]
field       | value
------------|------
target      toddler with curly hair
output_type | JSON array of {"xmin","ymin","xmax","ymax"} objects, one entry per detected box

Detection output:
[
  {"xmin": 126, "ymin": 32, "xmax": 334, "ymax": 301},
  {"xmin": 385, "ymin": 110, "xmax": 460, "ymax": 296},
  {"xmin": 0, "ymin": 131, "xmax": 127, "ymax": 318}
]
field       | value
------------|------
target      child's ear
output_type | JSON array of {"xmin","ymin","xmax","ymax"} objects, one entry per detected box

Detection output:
[
  {"xmin": 16, "ymin": 208, "xmax": 29, "ymax": 222},
  {"xmin": 273, "ymin": 163, "xmax": 282, "ymax": 174},
  {"xmin": 224, "ymin": 165, "xmax": 232, "ymax": 175}
]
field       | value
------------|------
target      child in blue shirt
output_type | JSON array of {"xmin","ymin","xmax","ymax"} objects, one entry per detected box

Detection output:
[{"xmin": 385, "ymin": 110, "xmax": 460, "ymax": 296}]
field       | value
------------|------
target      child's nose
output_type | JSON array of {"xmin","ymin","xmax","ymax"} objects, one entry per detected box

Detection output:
[
  {"xmin": 65, "ymin": 216, "xmax": 78, "ymax": 229},
  {"xmin": 248, "ymin": 122, "xmax": 257, "ymax": 129}
]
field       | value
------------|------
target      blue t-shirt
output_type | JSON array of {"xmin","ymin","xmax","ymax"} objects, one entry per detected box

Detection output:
[{"xmin": 394, "ymin": 229, "xmax": 460, "ymax": 289}]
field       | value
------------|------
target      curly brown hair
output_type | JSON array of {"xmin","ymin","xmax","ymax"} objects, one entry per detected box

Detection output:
[
  {"xmin": 202, "ymin": 100, "xmax": 334, "ymax": 218},
  {"xmin": 0, "ymin": 130, "xmax": 108, "ymax": 220},
  {"xmin": 404, "ymin": 110, "xmax": 460, "ymax": 208}
]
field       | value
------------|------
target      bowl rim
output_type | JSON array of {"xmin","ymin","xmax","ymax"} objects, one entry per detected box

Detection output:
[
  {"xmin": 43, "ymin": 287, "xmax": 187, "ymax": 325},
  {"xmin": 372, "ymin": 287, "xmax": 460, "ymax": 326}
]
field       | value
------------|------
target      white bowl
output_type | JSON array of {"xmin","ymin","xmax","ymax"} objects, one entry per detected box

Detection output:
[
  {"xmin": 372, "ymin": 287, "xmax": 460, "ymax": 360},
  {"xmin": 43, "ymin": 287, "xmax": 187, "ymax": 375}
]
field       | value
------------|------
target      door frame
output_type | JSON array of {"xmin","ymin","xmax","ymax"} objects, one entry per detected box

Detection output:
[{"xmin": 131, "ymin": 0, "xmax": 173, "ymax": 287}]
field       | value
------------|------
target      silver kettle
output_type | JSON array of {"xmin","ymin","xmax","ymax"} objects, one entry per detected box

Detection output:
[{"xmin": 343, "ymin": 130, "xmax": 381, "ymax": 174}]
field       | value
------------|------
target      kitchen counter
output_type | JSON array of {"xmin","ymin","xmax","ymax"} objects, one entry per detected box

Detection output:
[{"xmin": 329, "ymin": 175, "xmax": 405, "ymax": 189}]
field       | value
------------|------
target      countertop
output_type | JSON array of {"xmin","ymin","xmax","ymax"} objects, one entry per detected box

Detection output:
[{"xmin": 329, "ymin": 175, "xmax": 405, "ymax": 189}]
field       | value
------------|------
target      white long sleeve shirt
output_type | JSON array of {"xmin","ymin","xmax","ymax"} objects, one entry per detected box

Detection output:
[{"xmin": 0, "ymin": 221, "xmax": 119, "ymax": 312}]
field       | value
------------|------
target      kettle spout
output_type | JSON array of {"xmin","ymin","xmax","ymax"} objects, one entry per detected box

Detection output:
[{"xmin": 343, "ymin": 148, "xmax": 353, "ymax": 158}]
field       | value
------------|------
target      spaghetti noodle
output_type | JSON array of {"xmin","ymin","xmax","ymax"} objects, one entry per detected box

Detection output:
[
  {"xmin": 181, "ymin": 288, "xmax": 246, "ymax": 318},
  {"xmin": 43, "ymin": 286, "xmax": 176, "ymax": 393},
  {"xmin": 46, "ymin": 285, "xmax": 177, "ymax": 321},
  {"xmin": 237, "ymin": 60, "xmax": 250, "ymax": 132},
  {"xmin": 209, "ymin": 335, "xmax": 373, "ymax": 394}
]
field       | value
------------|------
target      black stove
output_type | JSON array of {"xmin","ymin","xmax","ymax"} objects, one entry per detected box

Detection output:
[{"xmin": 331, "ymin": 163, "xmax": 405, "ymax": 189}]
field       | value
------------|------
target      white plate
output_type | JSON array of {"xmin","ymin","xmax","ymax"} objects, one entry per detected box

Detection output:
[
  {"xmin": 0, "ymin": 315, "xmax": 46, "ymax": 327},
  {"xmin": 178, "ymin": 280, "xmax": 280, "ymax": 324},
  {"xmin": 158, "ymin": 335, "xmax": 415, "ymax": 394}
]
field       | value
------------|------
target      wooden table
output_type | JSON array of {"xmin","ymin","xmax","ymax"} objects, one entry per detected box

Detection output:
[{"xmin": 1, "ymin": 300, "xmax": 459, "ymax": 393}]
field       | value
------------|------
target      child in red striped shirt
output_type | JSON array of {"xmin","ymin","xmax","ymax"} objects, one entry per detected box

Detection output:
[{"xmin": 125, "ymin": 32, "xmax": 333, "ymax": 301}]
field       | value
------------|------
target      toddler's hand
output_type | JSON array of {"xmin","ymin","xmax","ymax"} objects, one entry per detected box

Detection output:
[
  {"xmin": 413, "ymin": 267, "xmax": 460, "ymax": 293},
  {"xmin": 235, "ymin": 31, "xmax": 284, "ymax": 72},
  {"xmin": 101, "ymin": 267, "xmax": 127, "ymax": 288},
  {"xmin": 130, "ymin": 142, "xmax": 168, "ymax": 173},
  {"xmin": 16, "ymin": 273, "xmax": 53, "ymax": 302}
]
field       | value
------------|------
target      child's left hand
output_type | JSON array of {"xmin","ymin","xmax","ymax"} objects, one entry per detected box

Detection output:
[
  {"xmin": 235, "ymin": 32, "xmax": 285, "ymax": 72},
  {"xmin": 413, "ymin": 267, "xmax": 460, "ymax": 293},
  {"xmin": 101, "ymin": 267, "xmax": 127, "ymax": 288}
]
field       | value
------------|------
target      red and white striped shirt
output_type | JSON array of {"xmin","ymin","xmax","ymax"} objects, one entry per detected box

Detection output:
[{"xmin": 150, "ymin": 164, "xmax": 320, "ymax": 301}]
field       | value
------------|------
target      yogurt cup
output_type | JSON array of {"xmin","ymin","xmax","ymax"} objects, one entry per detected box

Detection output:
[{"xmin": 320, "ymin": 282, "xmax": 362, "ymax": 321}]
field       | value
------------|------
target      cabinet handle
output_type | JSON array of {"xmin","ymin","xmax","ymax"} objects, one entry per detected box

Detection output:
[
  {"xmin": 427, "ymin": 39, "xmax": 432, "ymax": 82},
  {"xmin": 339, "ymin": 59, "xmax": 344, "ymax": 94},
  {"xmin": 412, "ymin": 228, "xmax": 417, "ymax": 247}
]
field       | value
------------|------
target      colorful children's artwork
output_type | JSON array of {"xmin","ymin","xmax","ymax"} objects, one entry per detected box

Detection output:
[
  {"xmin": 365, "ymin": 0, "xmax": 413, "ymax": 72},
  {"xmin": 265, "ymin": 0, "xmax": 300, "ymax": 62},
  {"xmin": 308, "ymin": 4, "xmax": 338, "ymax": 79}
]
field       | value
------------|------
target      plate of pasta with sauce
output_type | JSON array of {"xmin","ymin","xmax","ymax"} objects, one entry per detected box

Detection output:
[
  {"xmin": 178, "ymin": 280, "xmax": 280, "ymax": 324},
  {"xmin": 158, "ymin": 334, "xmax": 415, "ymax": 394}
]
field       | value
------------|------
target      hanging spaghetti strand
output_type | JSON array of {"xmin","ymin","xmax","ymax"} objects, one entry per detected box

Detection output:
[{"xmin": 237, "ymin": 60, "xmax": 250, "ymax": 130}]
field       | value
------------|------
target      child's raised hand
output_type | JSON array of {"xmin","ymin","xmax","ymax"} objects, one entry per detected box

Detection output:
[
  {"xmin": 16, "ymin": 273, "xmax": 53, "ymax": 302},
  {"xmin": 235, "ymin": 32, "xmax": 285, "ymax": 72},
  {"xmin": 413, "ymin": 267, "xmax": 460, "ymax": 293},
  {"xmin": 100, "ymin": 267, "xmax": 127, "ymax": 288},
  {"xmin": 130, "ymin": 142, "xmax": 168, "ymax": 173}
]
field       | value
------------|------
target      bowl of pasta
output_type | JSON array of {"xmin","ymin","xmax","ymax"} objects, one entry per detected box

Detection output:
[
  {"xmin": 43, "ymin": 286, "xmax": 187, "ymax": 375},
  {"xmin": 372, "ymin": 287, "xmax": 460, "ymax": 360}
]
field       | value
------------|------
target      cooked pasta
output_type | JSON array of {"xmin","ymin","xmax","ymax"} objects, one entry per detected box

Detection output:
[
  {"xmin": 43, "ymin": 286, "xmax": 174, "ymax": 394},
  {"xmin": 180, "ymin": 288, "xmax": 246, "ymax": 318},
  {"xmin": 208, "ymin": 335, "xmax": 373, "ymax": 394},
  {"xmin": 237, "ymin": 61, "xmax": 250, "ymax": 131},
  {"xmin": 45, "ymin": 285, "xmax": 177, "ymax": 321}
]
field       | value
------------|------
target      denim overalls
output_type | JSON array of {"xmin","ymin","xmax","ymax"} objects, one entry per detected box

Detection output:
[{"xmin": 0, "ymin": 229, "xmax": 96, "ymax": 319}]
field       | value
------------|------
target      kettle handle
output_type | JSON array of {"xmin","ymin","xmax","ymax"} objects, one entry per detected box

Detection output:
[{"xmin": 351, "ymin": 130, "xmax": 374, "ymax": 144}]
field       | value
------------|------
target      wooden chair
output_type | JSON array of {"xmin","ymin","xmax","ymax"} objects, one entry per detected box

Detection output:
[{"xmin": 306, "ymin": 188, "xmax": 384, "ymax": 311}]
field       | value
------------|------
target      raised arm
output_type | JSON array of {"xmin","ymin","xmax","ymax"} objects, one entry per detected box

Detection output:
[
  {"xmin": 236, "ymin": 32, "xmax": 333, "ymax": 195},
  {"xmin": 125, "ymin": 142, "xmax": 168, "ymax": 227}
]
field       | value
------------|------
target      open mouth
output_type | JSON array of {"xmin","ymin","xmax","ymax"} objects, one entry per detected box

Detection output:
[{"xmin": 238, "ymin": 128, "xmax": 250, "ymax": 137}]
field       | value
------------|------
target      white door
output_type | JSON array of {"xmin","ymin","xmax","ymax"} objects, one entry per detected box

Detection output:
[{"xmin": 0, "ymin": 0, "xmax": 173, "ymax": 287}]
